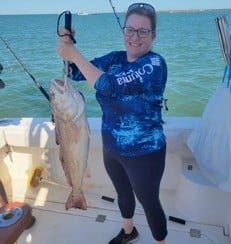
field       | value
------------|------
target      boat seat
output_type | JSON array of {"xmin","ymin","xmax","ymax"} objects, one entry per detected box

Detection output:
[{"xmin": 0, "ymin": 180, "xmax": 35, "ymax": 244}]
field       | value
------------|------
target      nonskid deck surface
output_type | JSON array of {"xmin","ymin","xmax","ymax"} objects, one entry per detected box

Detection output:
[
  {"xmin": 13, "ymin": 181, "xmax": 230, "ymax": 244},
  {"xmin": 18, "ymin": 208, "xmax": 229, "ymax": 244}
]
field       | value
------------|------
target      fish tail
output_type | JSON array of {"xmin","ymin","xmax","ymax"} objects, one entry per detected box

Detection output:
[{"xmin": 65, "ymin": 189, "xmax": 87, "ymax": 211}]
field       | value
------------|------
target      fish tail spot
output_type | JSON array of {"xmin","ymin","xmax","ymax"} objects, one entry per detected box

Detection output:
[{"xmin": 65, "ymin": 191, "xmax": 87, "ymax": 211}]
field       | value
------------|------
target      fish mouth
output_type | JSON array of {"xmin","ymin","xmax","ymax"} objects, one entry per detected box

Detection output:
[{"xmin": 51, "ymin": 79, "xmax": 67, "ymax": 94}]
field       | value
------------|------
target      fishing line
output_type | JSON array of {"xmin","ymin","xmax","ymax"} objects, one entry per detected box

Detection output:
[
  {"xmin": 109, "ymin": 0, "xmax": 123, "ymax": 30},
  {"xmin": 0, "ymin": 35, "xmax": 50, "ymax": 102}
]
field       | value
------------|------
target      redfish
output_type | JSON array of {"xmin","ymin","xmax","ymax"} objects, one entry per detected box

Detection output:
[{"xmin": 49, "ymin": 78, "xmax": 90, "ymax": 210}]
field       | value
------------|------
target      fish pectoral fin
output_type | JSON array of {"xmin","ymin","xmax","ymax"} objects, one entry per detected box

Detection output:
[{"xmin": 70, "ymin": 122, "xmax": 81, "ymax": 144}]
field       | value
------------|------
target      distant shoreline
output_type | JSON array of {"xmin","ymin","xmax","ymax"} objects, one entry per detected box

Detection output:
[
  {"xmin": 157, "ymin": 8, "xmax": 231, "ymax": 13},
  {"xmin": 0, "ymin": 8, "xmax": 231, "ymax": 16}
]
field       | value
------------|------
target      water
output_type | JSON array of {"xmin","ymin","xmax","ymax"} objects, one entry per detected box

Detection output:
[{"xmin": 0, "ymin": 10, "xmax": 230, "ymax": 118}]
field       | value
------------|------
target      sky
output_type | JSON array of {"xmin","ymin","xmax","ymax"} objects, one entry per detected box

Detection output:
[{"xmin": 0, "ymin": 0, "xmax": 230, "ymax": 15}]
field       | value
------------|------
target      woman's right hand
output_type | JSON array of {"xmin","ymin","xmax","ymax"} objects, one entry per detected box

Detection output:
[
  {"xmin": 57, "ymin": 27, "xmax": 104, "ymax": 86},
  {"xmin": 57, "ymin": 27, "xmax": 77, "ymax": 62},
  {"xmin": 58, "ymin": 27, "xmax": 76, "ymax": 44}
]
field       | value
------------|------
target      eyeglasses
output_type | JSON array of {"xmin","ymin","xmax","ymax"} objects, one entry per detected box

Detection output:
[
  {"xmin": 123, "ymin": 27, "xmax": 152, "ymax": 38},
  {"xmin": 127, "ymin": 3, "xmax": 155, "ymax": 14}
]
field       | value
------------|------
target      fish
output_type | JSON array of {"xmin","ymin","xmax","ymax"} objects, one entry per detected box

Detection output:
[{"xmin": 49, "ymin": 78, "xmax": 90, "ymax": 210}]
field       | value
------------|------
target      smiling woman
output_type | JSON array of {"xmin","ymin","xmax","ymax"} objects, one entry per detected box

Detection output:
[
  {"xmin": 57, "ymin": 2, "xmax": 168, "ymax": 244},
  {"xmin": 0, "ymin": 3, "xmax": 231, "ymax": 244}
]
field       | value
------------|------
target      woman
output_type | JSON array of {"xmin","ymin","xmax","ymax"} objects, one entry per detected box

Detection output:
[{"xmin": 57, "ymin": 3, "xmax": 168, "ymax": 244}]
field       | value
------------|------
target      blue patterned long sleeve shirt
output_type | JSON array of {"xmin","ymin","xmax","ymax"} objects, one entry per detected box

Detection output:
[{"xmin": 68, "ymin": 51, "xmax": 167, "ymax": 156}]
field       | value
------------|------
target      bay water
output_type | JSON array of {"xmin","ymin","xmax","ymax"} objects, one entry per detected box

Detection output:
[{"xmin": 0, "ymin": 10, "xmax": 230, "ymax": 118}]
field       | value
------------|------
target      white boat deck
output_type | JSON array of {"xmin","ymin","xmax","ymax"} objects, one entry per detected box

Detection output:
[
  {"xmin": 8, "ymin": 180, "xmax": 228, "ymax": 244},
  {"xmin": 0, "ymin": 117, "xmax": 230, "ymax": 244}
]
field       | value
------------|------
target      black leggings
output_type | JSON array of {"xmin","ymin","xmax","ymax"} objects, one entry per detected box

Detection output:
[{"xmin": 103, "ymin": 145, "xmax": 167, "ymax": 241}]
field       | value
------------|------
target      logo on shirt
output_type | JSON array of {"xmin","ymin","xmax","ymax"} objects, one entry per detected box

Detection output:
[{"xmin": 116, "ymin": 57, "xmax": 160, "ymax": 85}]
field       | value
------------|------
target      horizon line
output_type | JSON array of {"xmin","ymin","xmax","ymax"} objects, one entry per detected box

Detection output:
[{"xmin": 0, "ymin": 8, "xmax": 231, "ymax": 16}]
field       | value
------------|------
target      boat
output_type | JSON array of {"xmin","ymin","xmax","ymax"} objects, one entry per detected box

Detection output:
[
  {"xmin": 77, "ymin": 12, "xmax": 89, "ymax": 16},
  {"xmin": 0, "ymin": 116, "xmax": 231, "ymax": 244},
  {"xmin": 0, "ymin": 15, "xmax": 231, "ymax": 244}
]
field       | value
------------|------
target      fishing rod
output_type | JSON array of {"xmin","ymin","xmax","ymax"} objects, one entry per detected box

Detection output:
[
  {"xmin": 0, "ymin": 63, "xmax": 5, "ymax": 88},
  {"xmin": 0, "ymin": 35, "xmax": 50, "ymax": 101},
  {"xmin": 0, "ymin": 80, "xmax": 5, "ymax": 89},
  {"xmin": 215, "ymin": 16, "xmax": 231, "ymax": 85},
  {"xmin": 0, "ymin": 63, "xmax": 3, "ymax": 73},
  {"xmin": 109, "ymin": 0, "xmax": 123, "ymax": 30}
]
